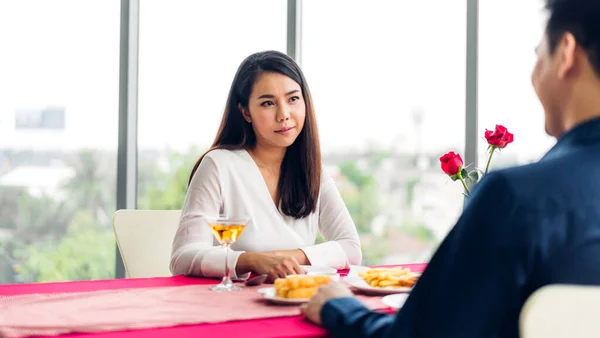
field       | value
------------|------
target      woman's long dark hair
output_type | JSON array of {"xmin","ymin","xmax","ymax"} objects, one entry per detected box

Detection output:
[{"xmin": 188, "ymin": 50, "xmax": 321, "ymax": 219}]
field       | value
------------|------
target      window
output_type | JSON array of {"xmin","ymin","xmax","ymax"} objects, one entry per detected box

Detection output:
[
  {"xmin": 478, "ymin": 0, "xmax": 554, "ymax": 168},
  {"xmin": 137, "ymin": 0, "xmax": 287, "ymax": 210},
  {"xmin": 302, "ymin": 1, "xmax": 467, "ymax": 264},
  {"xmin": 0, "ymin": 1, "xmax": 119, "ymax": 283},
  {"xmin": 0, "ymin": 1, "xmax": 551, "ymax": 280}
]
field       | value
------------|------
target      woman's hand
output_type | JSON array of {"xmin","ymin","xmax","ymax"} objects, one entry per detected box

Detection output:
[
  {"xmin": 237, "ymin": 252, "xmax": 305, "ymax": 282},
  {"xmin": 268, "ymin": 249, "xmax": 310, "ymax": 265}
]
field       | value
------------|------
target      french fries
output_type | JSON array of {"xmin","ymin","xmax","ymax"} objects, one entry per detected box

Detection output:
[
  {"xmin": 358, "ymin": 267, "xmax": 419, "ymax": 288},
  {"xmin": 274, "ymin": 275, "xmax": 333, "ymax": 299}
]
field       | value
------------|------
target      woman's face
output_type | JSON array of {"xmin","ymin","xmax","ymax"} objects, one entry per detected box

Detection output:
[{"xmin": 240, "ymin": 71, "xmax": 306, "ymax": 150}]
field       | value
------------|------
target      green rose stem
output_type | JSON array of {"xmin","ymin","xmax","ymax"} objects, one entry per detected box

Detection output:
[
  {"xmin": 457, "ymin": 169, "xmax": 471, "ymax": 196},
  {"xmin": 484, "ymin": 146, "xmax": 496, "ymax": 175}
]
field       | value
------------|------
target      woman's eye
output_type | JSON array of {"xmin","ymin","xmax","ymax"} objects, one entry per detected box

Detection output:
[
  {"xmin": 260, "ymin": 101, "xmax": 274, "ymax": 107},
  {"xmin": 289, "ymin": 96, "xmax": 300, "ymax": 102}
]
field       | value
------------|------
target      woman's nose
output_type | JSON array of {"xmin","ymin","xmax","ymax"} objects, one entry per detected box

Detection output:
[{"xmin": 277, "ymin": 107, "xmax": 291, "ymax": 121}]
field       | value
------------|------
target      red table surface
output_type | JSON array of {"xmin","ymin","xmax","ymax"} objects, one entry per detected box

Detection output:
[{"xmin": 0, "ymin": 263, "xmax": 427, "ymax": 338}]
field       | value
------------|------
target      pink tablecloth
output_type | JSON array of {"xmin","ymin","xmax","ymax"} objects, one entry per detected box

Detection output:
[{"xmin": 0, "ymin": 264, "xmax": 427, "ymax": 338}]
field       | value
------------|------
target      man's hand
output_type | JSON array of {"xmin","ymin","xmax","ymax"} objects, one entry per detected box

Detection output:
[{"xmin": 300, "ymin": 282, "xmax": 355, "ymax": 325}]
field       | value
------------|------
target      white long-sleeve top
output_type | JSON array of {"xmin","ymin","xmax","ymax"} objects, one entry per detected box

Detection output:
[{"xmin": 170, "ymin": 149, "xmax": 362, "ymax": 279}]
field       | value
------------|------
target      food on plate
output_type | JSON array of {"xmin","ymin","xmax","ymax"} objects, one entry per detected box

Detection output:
[
  {"xmin": 274, "ymin": 275, "xmax": 332, "ymax": 299},
  {"xmin": 358, "ymin": 267, "xmax": 419, "ymax": 288}
]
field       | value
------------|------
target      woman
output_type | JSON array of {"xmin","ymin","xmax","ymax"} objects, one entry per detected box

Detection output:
[{"xmin": 170, "ymin": 50, "xmax": 361, "ymax": 282}]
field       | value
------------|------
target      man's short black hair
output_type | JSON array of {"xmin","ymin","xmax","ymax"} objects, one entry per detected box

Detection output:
[{"xmin": 545, "ymin": 0, "xmax": 600, "ymax": 75}]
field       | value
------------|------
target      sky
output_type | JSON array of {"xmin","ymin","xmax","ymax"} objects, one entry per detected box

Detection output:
[{"xmin": 0, "ymin": 0, "xmax": 555, "ymax": 164}]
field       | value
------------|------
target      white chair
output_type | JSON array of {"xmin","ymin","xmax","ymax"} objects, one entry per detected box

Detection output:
[
  {"xmin": 112, "ymin": 209, "xmax": 181, "ymax": 278},
  {"xmin": 520, "ymin": 284, "xmax": 600, "ymax": 338}
]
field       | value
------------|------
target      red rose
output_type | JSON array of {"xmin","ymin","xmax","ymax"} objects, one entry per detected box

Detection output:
[
  {"xmin": 439, "ymin": 151, "xmax": 463, "ymax": 176},
  {"xmin": 484, "ymin": 125, "xmax": 514, "ymax": 149}
]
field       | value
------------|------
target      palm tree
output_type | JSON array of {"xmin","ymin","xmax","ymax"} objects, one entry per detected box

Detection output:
[{"xmin": 61, "ymin": 150, "xmax": 115, "ymax": 223}]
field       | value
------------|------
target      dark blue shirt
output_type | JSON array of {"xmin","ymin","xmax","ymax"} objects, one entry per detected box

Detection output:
[{"xmin": 322, "ymin": 117, "xmax": 600, "ymax": 338}]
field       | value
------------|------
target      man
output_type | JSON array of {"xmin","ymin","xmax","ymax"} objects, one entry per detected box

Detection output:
[{"xmin": 300, "ymin": 0, "xmax": 600, "ymax": 337}]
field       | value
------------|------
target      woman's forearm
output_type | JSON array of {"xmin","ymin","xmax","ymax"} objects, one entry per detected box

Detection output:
[{"xmin": 270, "ymin": 249, "xmax": 310, "ymax": 265}]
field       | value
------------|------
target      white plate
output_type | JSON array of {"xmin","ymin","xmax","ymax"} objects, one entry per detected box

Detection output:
[
  {"xmin": 257, "ymin": 287, "xmax": 309, "ymax": 305},
  {"xmin": 343, "ymin": 266, "xmax": 420, "ymax": 295},
  {"xmin": 381, "ymin": 293, "xmax": 409, "ymax": 309},
  {"xmin": 344, "ymin": 276, "xmax": 413, "ymax": 295},
  {"xmin": 300, "ymin": 265, "xmax": 337, "ymax": 275}
]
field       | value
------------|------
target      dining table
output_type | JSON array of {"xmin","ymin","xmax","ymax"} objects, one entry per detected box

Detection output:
[{"xmin": 0, "ymin": 263, "xmax": 427, "ymax": 338}]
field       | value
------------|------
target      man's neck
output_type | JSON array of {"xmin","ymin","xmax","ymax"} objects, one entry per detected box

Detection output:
[{"xmin": 560, "ymin": 84, "xmax": 600, "ymax": 135}]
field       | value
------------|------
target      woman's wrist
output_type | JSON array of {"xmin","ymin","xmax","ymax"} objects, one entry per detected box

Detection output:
[{"xmin": 236, "ymin": 252, "xmax": 259, "ymax": 275}]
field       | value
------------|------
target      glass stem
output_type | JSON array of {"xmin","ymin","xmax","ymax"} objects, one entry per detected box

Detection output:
[{"xmin": 223, "ymin": 244, "xmax": 232, "ymax": 286}]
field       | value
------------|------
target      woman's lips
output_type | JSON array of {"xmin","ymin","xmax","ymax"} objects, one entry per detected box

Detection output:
[{"xmin": 275, "ymin": 126, "xmax": 294, "ymax": 135}]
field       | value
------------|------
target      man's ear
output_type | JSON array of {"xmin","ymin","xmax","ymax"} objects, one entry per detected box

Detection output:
[
  {"xmin": 238, "ymin": 103, "xmax": 251, "ymax": 123},
  {"xmin": 557, "ymin": 32, "xmax": 577, "ymax": 79}
]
